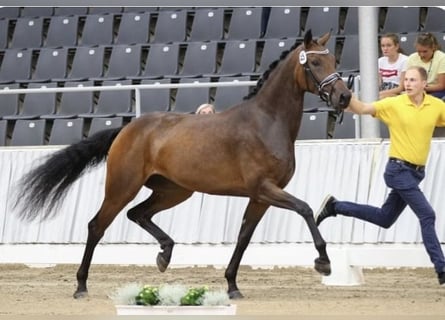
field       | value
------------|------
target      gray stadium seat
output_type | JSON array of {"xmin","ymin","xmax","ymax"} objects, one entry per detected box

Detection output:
[
  {"xmin": 227, "ymin": 7, "xmax": 263, "ymax": 40},
  {"xmin": 0, "ymin": 19, "xmax": 9, "ymax": 49},
  {"xmin": 304, "ymin": 7, "xmax": 340, "ymax": 36},
  {"xmin": 97, "ymin": 44, "xmax": 142, "ymax": 80},
  {"xmin": 45, "ymin": 15, "xmax": 79, "ymax": 47},
  {"xmin": 21, "ymin": 7, "xmax": 54, "ymax": 17},
  {"xmin": 263, "ymin": 7, "xmax": 301, "ymax": 39},
  {"xmin": 152, "ymin": 10, "xmax": 188, "ymax": 43},
  {"xmin": 48, "ymin": 118, "xmax": 85, "ymax": 145},
  {"xmin": 115, "ymin": 12, "xmax": 151, "ymax": 45},
  {"xmin": 424, "ymin": 7, "xmax": 445, "ymax": 32},
  {"xmin": 214, "ymin": 40, "xmax": 257, "ymax": 77},
  {"xmin": 189, "ymin": 8, "xmax": 225, "ymax": 42},
  {"xmin": 177, "ymin": 41, "xmax": 217, "ymax": 78},
  {"xmin": 298, "ymin": 112, "xmax": 329, "ymax": 140},
  {"xmin": 0, "ymin": 83, "xmax": 20, "ymax": 119},
  {"xmin": 80, "ymin": 14, "xmax": 115, "ymax": 46},
  {"xmin": 79, "ymin": 80, "xmax": 132, "ymax": 118},
  {"xmin": 41, "ymin": 81, "xmax": 94, "ymax": 119},
  {"xmin": 132, "ymin": 43, "xmax": 179, "ymax": 79},
  {"xmin": 173, "ymin": 77, "xmax": 210, "ymax": 113},
  {"xmin": 258, "ymin": 38, "xmax": 298, "ymax": 73},
  {"xmin": 27, "ymin": 47, "xmax": 68, "ymax": 83},
  {"xmin": 137, "ymin": 79, "xmax": 171, "ymax": 114},
  {"xmin": 3, "ymin": 82, "xmax": 57, "ymax": 120},
  {"xmin": 333, "ymin": 113, "xmax": 358, "ymax": 139},
  {"xmin": 0, "ymin": 120, "xmax": 7, "ymax": 146},
  {"xmin": 213, "ymin": 76, "xmax": 251, "ymax": 111},
  {"xmin": 381, "ymin": 7, "xmax": 420, "ymax": 34},
  {"xmin": 10, "ymin": 119, "xmax": 46, "ymax": 146},
  {"xmin": 0, "ymin": 49, "xmax": 33, "ymax": 84},
  {"xmin": 64, "ymin": 46, "xmax": 105, "ymax": 81},
  {"xmin": 88, "ymin": 116, "xmax": 124, "ymax": 137},
  {"xmin": 10, "ymin": 17, "xmax": 44, "ymax": 49}
]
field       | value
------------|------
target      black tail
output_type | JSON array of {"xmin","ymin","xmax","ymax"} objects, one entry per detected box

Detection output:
[{"xmin": 14, "ymin": 127, "xmax": 123, "ymax": 221}]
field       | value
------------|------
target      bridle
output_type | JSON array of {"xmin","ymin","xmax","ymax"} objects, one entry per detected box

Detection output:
[{"xmin": 299, "ymin": 48, "xmax": 342, "ymax": 108}]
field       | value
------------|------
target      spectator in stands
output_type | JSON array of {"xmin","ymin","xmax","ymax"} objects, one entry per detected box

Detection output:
[
  {"xmin": 195, "ymin": 103, "xmax": 216, "ymax": 115},
  {"xmin": 315, "ymin": 66, "xmax": 445, "ymax": 286},
  {"xmin": 387, "ymin": 32, "xmax": 445, "ymax": 99},
  {"xmin": 378, "ymin": 33, "xmax": 408, "ymax": 99}
]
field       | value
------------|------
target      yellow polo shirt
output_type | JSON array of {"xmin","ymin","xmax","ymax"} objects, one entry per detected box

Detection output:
[{"xmin": 373, "ymin": 93, "xmax": 445, "ymax": 165}]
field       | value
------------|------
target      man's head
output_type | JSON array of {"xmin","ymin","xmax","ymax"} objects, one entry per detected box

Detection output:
[{"xmin": 404, "ymin": 66, "xmax": 427, "ymax": 97}]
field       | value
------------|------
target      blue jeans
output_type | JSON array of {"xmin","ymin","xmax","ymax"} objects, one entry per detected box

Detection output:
[{"xmin": 335, "ymin": 160, "xmax": 445, "ymax": 274}]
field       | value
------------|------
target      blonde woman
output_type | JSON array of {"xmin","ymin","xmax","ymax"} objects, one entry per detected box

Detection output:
[
  {"xmin": 195, "ymin": 103, "xmax": 216, "ymax": 115},
  {"xmin": 386, "ymin": 32, "xmax": 445, "ymax": 99}
]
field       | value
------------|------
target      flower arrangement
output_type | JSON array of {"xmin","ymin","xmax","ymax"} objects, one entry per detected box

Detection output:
[{"xmin": 110, "ymin": 283, "xmax": 231, "ymax": 307}]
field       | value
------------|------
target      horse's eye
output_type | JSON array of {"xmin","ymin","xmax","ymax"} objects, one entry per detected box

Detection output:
[{"xmin": 311, "ymin": 59, "xmax": 321, "ymax": 67}]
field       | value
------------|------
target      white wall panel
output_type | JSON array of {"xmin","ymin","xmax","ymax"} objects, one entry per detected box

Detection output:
[{"xmin": 1, "ymin": 140, "xmax": 445, "ymax": 246}]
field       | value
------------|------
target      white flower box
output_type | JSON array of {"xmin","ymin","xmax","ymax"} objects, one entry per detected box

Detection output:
[{"xmin": 115, "ymin": 304, "xmax": 237, "ymax": 315}]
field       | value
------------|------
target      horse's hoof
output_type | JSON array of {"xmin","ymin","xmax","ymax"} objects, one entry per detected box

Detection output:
[
  {"xmin": 228, "ymin": 290, "xmax": 244, "ymax": 300},
  {"xmin": 73, "ymin": 290, "xmax": 88, "ymax": 299},
  {"xmin": 314, "ymin": 257, "xmax": 331, "ymax": 276},
  {"xmin": 156, "ymin": 253, "xmax": 169, "ymax": 273}
]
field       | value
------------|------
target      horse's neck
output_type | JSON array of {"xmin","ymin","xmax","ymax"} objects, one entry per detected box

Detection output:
[{"xmin": 253, "ymin": 66, "xmax": 305, "ymax": 140}]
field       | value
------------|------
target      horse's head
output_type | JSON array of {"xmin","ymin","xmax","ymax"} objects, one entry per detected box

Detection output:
[{"xmin": 294, "ymin": 30, "xmax": 351, "ymax": 112}]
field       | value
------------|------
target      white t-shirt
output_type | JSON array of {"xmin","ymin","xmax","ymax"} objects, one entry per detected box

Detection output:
[{"xmin": 378, "ymin": 53, "xmax": 408, "ymax": 90}]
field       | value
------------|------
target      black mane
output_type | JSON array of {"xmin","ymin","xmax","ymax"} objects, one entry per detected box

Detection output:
[{"xmin": 243, "ymin": 38, "xmax": 302, "ymax": 100}]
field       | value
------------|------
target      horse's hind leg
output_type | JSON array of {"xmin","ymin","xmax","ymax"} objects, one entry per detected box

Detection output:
[
  {"xmin": 74, "ymin": 199, "xmax": 132, "ymax": 299},
  {"xmin": 127, "ymin": 177, "xmax": 193, "ymax": 272},
  {"xmin": 225, "ymin": 200, "xmax": 269, "ymax": 299}
]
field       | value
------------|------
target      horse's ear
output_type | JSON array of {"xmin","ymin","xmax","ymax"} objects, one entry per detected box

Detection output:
[
  {"xmin": 303, "ymin": 29, "xmax": 313, "ymax": 48},
  {"xmin": 317, "ymin": 30, "xmax": 332, "ymax": 47}
]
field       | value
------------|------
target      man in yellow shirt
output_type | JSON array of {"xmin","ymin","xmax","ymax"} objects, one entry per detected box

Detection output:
[{"xmin": 316, "ymin": 66, "xmax": 445, "ymax": 285}]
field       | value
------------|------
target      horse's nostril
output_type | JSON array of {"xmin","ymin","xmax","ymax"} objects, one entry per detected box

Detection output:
[{"xmin": 339, "ymin": 92, "xmax": 351, "ymax": 107}]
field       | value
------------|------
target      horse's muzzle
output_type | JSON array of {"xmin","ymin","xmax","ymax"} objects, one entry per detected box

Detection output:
[{"xmin": 338, "ymin": 91, "xmax": 351, "ymax": 109}]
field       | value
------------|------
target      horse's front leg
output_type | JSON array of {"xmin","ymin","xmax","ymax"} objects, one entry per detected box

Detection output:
[
  {"xmin": 257, "ymin": 180, "xmax": 331, "ymax": 276},
  {"xmin": 127, "ymin": 187, "xmax": 193, "ymax": 272},
  {"xmin": 225, "ymin": 200, "xmax": 268, "ymax": 299}
]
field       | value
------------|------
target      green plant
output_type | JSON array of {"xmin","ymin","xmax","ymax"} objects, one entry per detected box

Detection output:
[
  {"xmin": 111, "ymin": 283, "xmax": 230, "ymax": 307},
  {"xmin": 135, "ymin": 285, "xmax": 160, "ymax": 306}
]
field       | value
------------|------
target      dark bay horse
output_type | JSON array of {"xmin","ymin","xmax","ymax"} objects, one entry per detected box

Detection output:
[{"xmin": 15, "ymin": 30, "xmax": 351, "ymax": 299}]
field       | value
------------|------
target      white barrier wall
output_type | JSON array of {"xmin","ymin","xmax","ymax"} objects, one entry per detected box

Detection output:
[{"xmin": 2, "ymin": 139, "xmax": 445, "ymax": 246}]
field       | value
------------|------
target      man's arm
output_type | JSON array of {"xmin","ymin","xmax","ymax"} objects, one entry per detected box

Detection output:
[{"xmin": 346, "ymin": 95, "xmax": 377, "ymax": 116}]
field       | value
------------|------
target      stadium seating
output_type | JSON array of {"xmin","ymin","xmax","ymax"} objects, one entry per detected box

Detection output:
[{"xmin": 0, "ymin": 6, "xmax": 443, "ymax": 145}]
